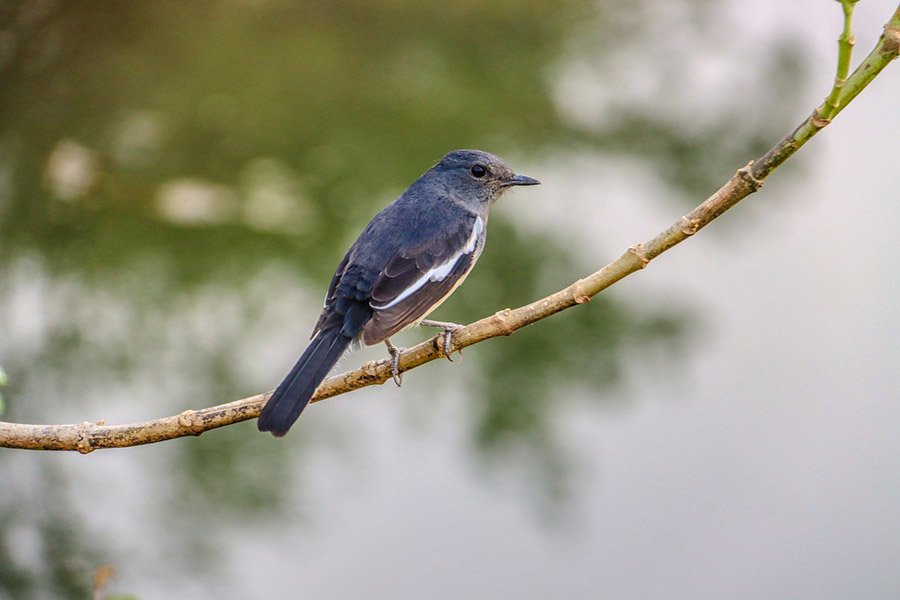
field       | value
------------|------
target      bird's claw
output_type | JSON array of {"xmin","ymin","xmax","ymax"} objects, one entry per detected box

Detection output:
[
  {"xmin": 420, "ymin": 319, "xmax": 463, "ymax": 361},
  {"xmin": 390, "ymin": 351, "xmax": 403, "ymax": 386},
  {"xmin": 384, "ymin": 340, "xmax": 403, "ymax": 387},
  {"xmin": 438, "ymin": 327, "xmax": 461, "ymax": 361}
]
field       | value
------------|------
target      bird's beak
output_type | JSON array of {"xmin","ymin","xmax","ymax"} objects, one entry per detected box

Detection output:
[{"xmin": 502, "ymin": 173, "xmax": 541, "ymax": 187}]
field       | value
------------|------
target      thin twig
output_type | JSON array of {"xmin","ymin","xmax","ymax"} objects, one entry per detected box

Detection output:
[
  {"xmin": 821, "ymin": 0, "xmax": 858, "ymax": 122},
  {"xmin": 1, "ymin": 6, "xmax": 898, "ymax": 452}
]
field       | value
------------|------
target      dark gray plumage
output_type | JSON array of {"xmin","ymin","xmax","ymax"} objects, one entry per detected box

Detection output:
[{"xmin": 258, "ymin": 149, "xmax": 540, "ymax": 436}]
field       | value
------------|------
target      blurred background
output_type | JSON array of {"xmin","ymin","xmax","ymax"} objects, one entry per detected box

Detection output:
[{"xmin": 0, "ymin": 0, "xmax": 897, "ymax": 598}]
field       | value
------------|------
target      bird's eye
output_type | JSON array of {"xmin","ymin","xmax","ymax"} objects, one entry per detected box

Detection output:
[{"xmin": 470, "ymin": 164, "xmax": 487, "ymax": 178}]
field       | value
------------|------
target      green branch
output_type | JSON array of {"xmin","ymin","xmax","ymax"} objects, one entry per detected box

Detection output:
[
  {"xmin": 752, "ymin": 5, "xmax": 900, "ymax": 181},
  {"xmin": 821, "ymin": 0, "xmax": 859, "ymax": 121}
]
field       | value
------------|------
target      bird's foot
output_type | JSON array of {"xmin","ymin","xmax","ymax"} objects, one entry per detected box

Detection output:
[
  {"xmin": 384, "ymin": 339, "xmax": 404, "ymax": 386},
  {"xmin": 420, "ymin": 319, "xmax": 464, "ymax": 361}
]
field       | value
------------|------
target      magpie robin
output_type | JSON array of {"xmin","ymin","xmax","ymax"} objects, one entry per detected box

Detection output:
[{"xmin": 258, "ymin": 149, "xmax": 540, "ymax": 436}]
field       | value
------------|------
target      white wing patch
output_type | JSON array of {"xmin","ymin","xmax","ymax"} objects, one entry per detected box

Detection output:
[{"xmin": 371, "ymin": 216, "xmax": 483, "ymax": 311}]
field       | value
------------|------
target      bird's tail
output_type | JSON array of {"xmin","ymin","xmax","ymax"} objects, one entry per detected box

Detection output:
[{"xmin": 257, "ymin": 329, "xmax": 351, "ymax": 436}]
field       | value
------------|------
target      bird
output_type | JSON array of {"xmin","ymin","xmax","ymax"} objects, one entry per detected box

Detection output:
[{"xmin": 257, "ymin": 149, "xmax": 540, "ymax": 437}]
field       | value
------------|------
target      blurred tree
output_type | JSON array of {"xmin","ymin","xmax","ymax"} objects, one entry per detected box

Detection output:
[{"xmin": 0, "ymin": 0, "xmax": 805, "ymax": 597}]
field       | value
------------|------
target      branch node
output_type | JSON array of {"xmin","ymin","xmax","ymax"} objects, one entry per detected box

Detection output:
[
  {"xmin": 177, "ymin": 410, "xmax": 202, "ymax": 435},
  {"xmin": 811, "ymin": 108, "xmax": 831, "ymax": 129},
  {"xmin": 77, "ymin": 422, "xmax": 95, "ymax": 454},
  {"xmin": 679, "ymin": 216, "xmax": 701, "ymax": 236},
  {"xmin": 362, "ymin": 361, "xmax": 381, "ymax": 377},
  {"xmin": 492, "ymin": 308, "xmax": 515, "ymax": 335},
  {"xmin": 572, "ymin": 280, "xmax": 592, "ymax": 304},
  {"xmin": 883, "ymin": 21, "xmax": 900, "ymax": 55},
  {"xmin": 628, "ymin": 244, "xmax": 650, "ymax": 268},
  {"xmin": 737, "ymin": 161, "xmax": 764, "ymax": 191}
]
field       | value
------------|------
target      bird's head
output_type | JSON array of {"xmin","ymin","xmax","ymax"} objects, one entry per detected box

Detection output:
[{"xmin": 428, "ymin": 149, "xmax": 540, "ymax": 210}]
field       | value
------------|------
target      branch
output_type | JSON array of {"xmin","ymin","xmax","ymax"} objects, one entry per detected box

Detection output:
[
  {"xmin": 820, "ymin": 0, "xmax": 858, "ymax": 122},
  {"xmin": 2, "ymin": 6, "xmax": 898, "ymax": 452}
]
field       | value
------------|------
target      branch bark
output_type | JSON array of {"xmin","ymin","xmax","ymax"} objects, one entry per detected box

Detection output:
[{"xmin": 2, "ymin": 6, "xmax": 898, "ymax": 452}]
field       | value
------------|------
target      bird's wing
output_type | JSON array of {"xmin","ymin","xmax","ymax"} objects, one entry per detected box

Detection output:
[
  {"xmin": 361, "ymin": 213, "xmax": 484, "ymax": 344},
  {"xmin": 312, "ymin": 251, "xmax": 352, "ymax": 338}
]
